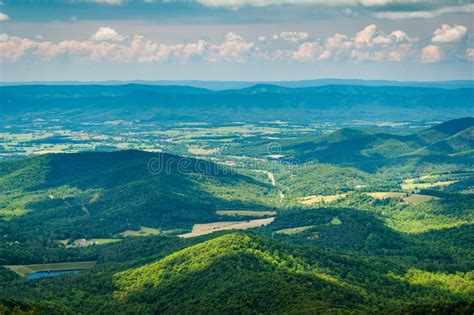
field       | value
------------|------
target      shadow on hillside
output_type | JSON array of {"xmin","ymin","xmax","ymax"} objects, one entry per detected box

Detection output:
[{"xmin": 12, "ymin": 150, "xmax": 276, "ymax": 239}]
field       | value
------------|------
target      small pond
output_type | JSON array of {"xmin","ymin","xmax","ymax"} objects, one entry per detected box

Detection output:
[{"xmin": 27, "ymin": 269, "xmax": 82, "ymax": 280}]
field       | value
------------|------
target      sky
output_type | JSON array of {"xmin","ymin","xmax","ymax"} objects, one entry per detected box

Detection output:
[{"xmin": 0, "ymin": 0, "xmax": 473, "ymax": 82}]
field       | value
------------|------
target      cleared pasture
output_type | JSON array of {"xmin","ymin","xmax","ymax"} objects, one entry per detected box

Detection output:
[
  {"xmin": 401, "ymin": 180, "xmax": 458, "ymax": 190},
  {"xmin": 367, "ymin": 192, "xmax": 407, "ymax": 199},
  {"xmin": 330, "ymin": 217, "xmax": 342, "ymax": 225},
  {"xmin": 275, "ymin": 225, "xmax": 315, "ymax": 235},
  {"xmin": 179, "ymin": 217, "xmax": 275, "ymax": 238},
  {"xmin": 402, "ymin": 175, "xmax": 439, "ymax": 185},
  {"xmin": 216, "ymin": 210, "xmax": 276, "ymax": 217},
  {"xmin": 188, "ymin": 147, "xmax": 220, "ymax": 155},
  {"xmin": 403, "ymin": 194, "xmax": 436, "ymax": 204},
  {"xmin": 299, "ymin": 194, "xmax": 347, "ymax": 205},
  {"xmin": 119, "ymin": 226, "xmax": 162, "ymax": 237},
  {"xmin": 5, "ymin": 261, "xmax": 96, "ymax": 277},
  {"xmin": 366, "ymin": 192, "xmax": 435, "ymax": 204}
]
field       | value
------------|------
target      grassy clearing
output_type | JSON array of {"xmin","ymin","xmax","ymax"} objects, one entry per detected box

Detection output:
[
  {"xmin": 5, "ymin": 261, "xmax": 96, "ymax": 277},
  {"xmin": 402, "ymin": 194, "xmax": 436, "ymax": 204},
  {"xmin": 179, "ymin": 217, "xmax": 275, "ymax": 238},
  {"xmin": 401, "ymin": 180, "xmax": 458, "ymax": 190},
  {"xmin": 216, "ymin": 210, "xmax": 276, "ymax": 217},
  {"xmin": 330, "ymin": 217, "xmax": 342, "ymax": 225},
  {"xmin": 59, "ymin": 238, "xmax": 121, "ymax": 248},
  {"xmin": 366, "ymin": 192, "xmax": 435, "ymax": 204},
  {"xmin": 119, "ymin": 226, "xmax": 162, "ymax": 237},
  {"xmin": 275, "ymin": 225, "xmax": 315, "ymax": 235},
  {"xmin": 299, "ymin": 194, "xmax": 347, "ymax": 205},
  {"xmin": 367, "ymin": 192, "xmax": 408, "ymax": 199},
  {"xmin": 188, "ymin": 147, "xmax": 220, "ymax": 155},
  {"xmin": 402, "ymin": 175, "xmax": 439, "ymax": 185}
]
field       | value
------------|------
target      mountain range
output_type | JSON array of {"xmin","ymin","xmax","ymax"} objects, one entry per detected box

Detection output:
[
  {"xmin": 2, "ymin": 79, "xmax": 474, "ymax": 90},
  {"xmin": 1, "ymin": 84, "xmax": 473, "ymax": 122}
]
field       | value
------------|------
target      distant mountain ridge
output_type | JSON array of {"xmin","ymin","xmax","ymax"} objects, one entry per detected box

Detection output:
[
  {"xmin": 2, "ymin": 79, "xmax": 473, "ymax": 90},
  {"xmin": 1, "ymin": 84, "xmax": 473, "ymax": 123},
  {"xmin": 235, "ymin": 117, "xmax": 474, "ymax": 171},
  {"xmin": 428, "ymin": 117, "xmax": 474, "ymax": 135}
]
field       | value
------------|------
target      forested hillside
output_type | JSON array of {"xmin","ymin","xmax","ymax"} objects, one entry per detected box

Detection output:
[
  {"xmin": 1, "ymin": 232, "xmax": 473, "ymax": 314},
  {"xmin": 0, "ymin": 150, "xmax": 277, "ymax": 242}
]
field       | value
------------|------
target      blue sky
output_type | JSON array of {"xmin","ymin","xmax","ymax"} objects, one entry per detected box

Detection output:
[{"xmin": 0, "ymin": 0, "xmax": 473, "ymax": 82}]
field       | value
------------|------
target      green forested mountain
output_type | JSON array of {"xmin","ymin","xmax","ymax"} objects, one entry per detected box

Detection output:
[
  {"xmin": 228, "ymin": 117, "xmax": 474, "ymax": 173},
  {"xmin": 1, "ymin": 232, "xmax": 473, "ymax": 314},
  {"xmin": 0, "ymin": 150, "xmax": 276, "ymax": 242}
]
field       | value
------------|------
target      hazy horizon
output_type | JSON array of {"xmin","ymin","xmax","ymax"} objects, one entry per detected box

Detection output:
[{"xmin": 2, "ymin": 78, "xmax": 473, "ymax": 84}]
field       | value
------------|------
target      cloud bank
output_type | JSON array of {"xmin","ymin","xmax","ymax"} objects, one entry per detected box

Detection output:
[
  {"xmin": 1, "ymin": 24, "xmax": 472, "ymax": 65},
  {"xmin": 195, "ymin": 0, "xmax": 474, "ymax": 21}
]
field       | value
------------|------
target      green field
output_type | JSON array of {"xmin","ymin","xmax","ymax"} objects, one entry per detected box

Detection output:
[
  {"xmin": 5, "ymin": 261, "xmax": 96, "ymax": 277},
  {"xmin": 216, "ymin": 210, "xmax": 277, "ymax": 217},
  {"xmin": 275, "ymin": 225, "xmax": 315, "ymax": 235},
  {"xmin": 179, "ymin": 217, "xmax": 275, "ymax": 238},
  {"xmin": 366, "ymin": 192, "xmax": 436, "ymax": 204},
  {"xmin": 119, "ymin": 226, "xmax": 163, "ymax": 237}
]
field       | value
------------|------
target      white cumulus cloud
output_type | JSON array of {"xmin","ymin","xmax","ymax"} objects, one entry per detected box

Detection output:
[
  {"xmin": 0, "ymin": 32, "xmax": 209, "ymax": 64},
  {"xmin": 420, "ymin": 44, "xmax": 442, "ymax": 63},
  {"xmin": 1, "ymin": 25, "xmax": 471, "ymax": 66},
  {"xmin": 208, "ymin": 32, "xmax": 255, "ymax": 63},
  {"xmin": 292, "ymin": 42, "xmax": 321, "ymax": 61},
  {"xmin": 0, "ymin": 12, "xmax": 9, "ymax": 21},
  {"xmin": 431, "ymin": 24, "xmax": 467, "ymax": 43},
  {"xmin": 467, "ymin": 48, "xmax": 474, "ymax": 62},
  {"xmin": 279, "ymin": 32, "xmax": 309, "ymax": 43},
  {"xmin": 90, "ymin": 27, "xmax": 125, "ymax": 42},
  {"xmin": 349, "ymin": 25, "xmax": 416, "ymax": 61},
  {"xmin": 271, "ymin": 25, "xmax": 416, "ymax": 63}
]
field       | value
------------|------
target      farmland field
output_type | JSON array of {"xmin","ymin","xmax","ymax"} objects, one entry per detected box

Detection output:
[
  {"xmin": 401, "ymin": 180, "xmax": 458, "ymax": 190},
  {"xmin": 216, "ymin": 210, "xmax": 277, "ymax": 217},
  {"xmin": 275, "ymin": 225, "xmax": 315, "ymax": 235},
  {"xmin": 299, "ymin": 194, "xmax": 348, "ymax": 205},
  {"xmin": 179, "ymin": 217, "xmax": 275, "ymax": 238},
  {"xmin": 366, "ymin": 192, "xmax": 435, "ymax": 204},
  {"xmin": 5, "ymin": 261, "xmax": 96, "ymax": 277},
  {"xmin": 119, "ymin": 227, "xmax": 163, "ymax": 237}
]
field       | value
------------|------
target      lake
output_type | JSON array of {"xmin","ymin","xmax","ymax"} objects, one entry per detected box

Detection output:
[{"xmin": 27, "ymin": 269, "xmax": 82, "ymax": 280}]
